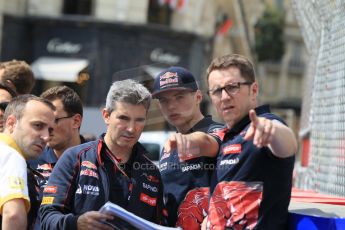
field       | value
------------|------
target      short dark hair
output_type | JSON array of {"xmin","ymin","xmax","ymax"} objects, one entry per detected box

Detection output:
[
  {"xmin": 206, "ymin": 54, "xmax": 256, "ymax": 84},
  {"xmin": 0, "ymin": 60, "xmax": 35, "ymax": 94},
  {"xmin": 40, "ymin": 85, "xmax": 83, "ymax": 117},
  {"xmin": 4, "ymin": 94, "xmax": 55, "ymax": 121}
]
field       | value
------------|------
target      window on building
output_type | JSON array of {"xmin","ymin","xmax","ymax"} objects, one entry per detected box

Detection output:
[
  {"xmin": 289, "ymin": 41, "xmax": 305, "ymax": 71},
  {"xmin": 148, "ymin": 0, "xmax": 172, "ymax": 25},
  {"xmin": 63, "ymin": 0, "xmax": 93, "ymax": 15}
]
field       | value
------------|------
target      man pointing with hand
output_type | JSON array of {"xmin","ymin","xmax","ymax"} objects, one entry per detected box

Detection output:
[{"xmin": 165, "ymin": 54, "xmax": 297, "ymax": 230}]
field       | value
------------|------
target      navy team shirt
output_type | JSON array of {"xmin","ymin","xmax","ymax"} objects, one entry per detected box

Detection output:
[
  {"xmin": 159, "ymin": 115, "xmax": 223, "ymax": 228},
  {"xmin": 208, "ymin": 105, "xmax": 295, "ymax": 230}
]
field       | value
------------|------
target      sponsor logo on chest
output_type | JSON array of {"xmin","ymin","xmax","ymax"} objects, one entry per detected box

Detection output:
[
  {"xmin": 223, "ymin": 144, "xmax": 242, "ymax": 155},
  {"xmin": 76, "ymin": 184, "xmax": 100, "ymax": 196},
  {"xmin": 43, "ymin": 186, "xmax": 57, "ymax": 194},
  {"xmin": 142, "ymin": 182, "xmax": 158, "ymax": 192},
  {"xmin": 83, "ymin": 185, "xmax": 99, "ymax": 195},
  {"xmin": 37, "ymin": 163, "xmax": 53, "ymax": 171},
  {"xmin": 140, "ymin": 193, "xmax": 157, "ymax": 206},
  {"xmin": 41, "ymin": 196, "xmax": 54, "ymax": 204},
  {"xmin": 81, "ymin": 161, "xmax": 97, "ymax": 170},
  {"xmin": 80, "ymin": 169, "xmax": 99, "ymax": 179},
  {"xmin": 181, "ymin": 163, "xmax": 201, "ymax": 172},
  {"xmin": 41, "ymin": 172, "xmax": 52, "ymax": 178},
  {"xmin": 219, "ymin": 157, "xmax": 239, "ymax": 166}
]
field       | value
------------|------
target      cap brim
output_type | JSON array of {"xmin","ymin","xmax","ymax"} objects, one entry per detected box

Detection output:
[{"xmin": 152, "ymin": 87, "xmax": 195, "ymax": 98}]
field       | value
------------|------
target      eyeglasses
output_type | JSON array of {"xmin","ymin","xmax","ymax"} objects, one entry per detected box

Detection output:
[
  {"xmin": 208, "ymin": 82, "xmax": 253, "ymax": 97},
  {"xmin": 55, "ymin": 114, "xmax": 74, "ymax": 124},
  {"xmin": 0, "ymin": 101, "xmax": 9, "ymax": 111}
]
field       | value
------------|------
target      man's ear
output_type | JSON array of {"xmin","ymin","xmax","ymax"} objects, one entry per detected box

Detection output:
[
  {"xmin": 195, "ymin": 90, "xmax": 203, "ymax": 105},
  {"xmin": 251, "ymin": 81, "xmax": 259, "ymax": 98},
  {"xmin": 5, "ymin": 115, "xmax": 17, "ymax": 133},
  {"xmin": 72, "ymin": 114, "xmax": 82, "ymax": 129},
  {"xmin": 102, "ymin": 108, "xmax": 111, "ymax": 125},
  {"xmin": 5, "ymin": 79, "xmax": 17, "ymax": 93}
]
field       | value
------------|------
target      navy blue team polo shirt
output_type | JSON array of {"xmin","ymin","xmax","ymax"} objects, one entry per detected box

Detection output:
[
  {"xmin": 208, "ymin": 105, "xmax": 295, "ymax": 230},
  {"xmin": 159, "ymin": 115, "xmax": 223, "ymax": 227},
  {"xmin": 28, "ymin": 147, "xmax": 57, "ymax": 194}
]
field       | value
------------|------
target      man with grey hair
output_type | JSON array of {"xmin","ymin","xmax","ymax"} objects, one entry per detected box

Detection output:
[{"xmin": 39, "ymin": 79, "xmax": 164, "ymax": 230}]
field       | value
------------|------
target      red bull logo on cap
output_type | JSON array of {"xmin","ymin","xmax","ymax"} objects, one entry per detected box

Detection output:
[{"xmin": 160, "ymin": 71, "xmax": 179, "ymax": 87}]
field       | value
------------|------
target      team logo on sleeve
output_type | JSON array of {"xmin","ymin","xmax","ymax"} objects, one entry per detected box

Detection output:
[
  {"xmin": 8, "ymin": 176, "xmax": 25, "ymax": 190},
  {"xmin": 208, "ymin": 181, "xmax": 262, "ymax": 229},
  {"xmin": 176, "ymin": 187, "xmax": 210, "ymax": 230}
]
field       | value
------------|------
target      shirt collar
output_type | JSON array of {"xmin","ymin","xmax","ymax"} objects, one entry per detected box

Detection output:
[
  {"xmin": 40, "ymin": 147, "xmax": 58, "ymax": 163},
  {"xmin": 188, "ymin": 115, "xmax": 214, "ymax": 133},
  {"xmin": 0, "ymin": 133, "xmax": 25, "ymax": 159},
  {"xmin": 100, "ymin": 135, "xmax": 139, "ymax": 165}
]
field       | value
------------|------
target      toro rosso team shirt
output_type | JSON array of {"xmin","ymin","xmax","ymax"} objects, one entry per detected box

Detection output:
[
  {"xmin": 208, "ymin": 105, "xmax": 295, "ymax": 230},
  {"xmin": 159, "ymin": 115, "xmax": 223, "ymax": 228},
  {"xmin": 39, "ymin": 138, "xmax": 163, "ymax": 230}
]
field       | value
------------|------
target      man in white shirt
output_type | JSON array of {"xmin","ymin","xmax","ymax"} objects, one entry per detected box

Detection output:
[{"xmin": 0, "ymin": 95, "xmax": 55, "ymax": 230}]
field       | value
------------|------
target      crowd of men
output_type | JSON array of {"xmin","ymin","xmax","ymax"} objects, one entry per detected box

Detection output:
[{"xmin": 0, "ymin": 55, "xmax": 297, "ymax": 230}]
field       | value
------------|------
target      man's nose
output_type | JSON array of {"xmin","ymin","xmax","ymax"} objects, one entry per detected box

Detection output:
[
  {"xmin": 221, "ymin": 88, "xmax": 232, "ymax": 100},
  {"xmin": 41, "ymin": 129, "xmax": 51, "ymax": 142},
  {"xmin": 126, "ymin": 121, "xmax": 135, "ymax": 132},
  {"xmin": 167, "ymin": 99, "xmax": 177, "ymax": 110}
]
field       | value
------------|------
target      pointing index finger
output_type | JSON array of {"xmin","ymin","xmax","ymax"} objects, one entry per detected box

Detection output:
[
  {"xmin": 249, "ymin": 109, "xmax": 258, "ymax": 125},
  {"xmin": 164, "ymin": 134, "xmax": 177, "ymax": 153}
]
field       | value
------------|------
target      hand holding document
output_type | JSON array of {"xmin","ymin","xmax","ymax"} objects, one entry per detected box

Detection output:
[{"xmin": 99, "ymin": 202, "xmax": 180, "ymax": 230}]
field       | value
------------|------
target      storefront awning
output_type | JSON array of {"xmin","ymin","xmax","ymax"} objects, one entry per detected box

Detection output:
[{"xmin": 31, "ymin": 57, "xmax": 89, "ymax": 82}]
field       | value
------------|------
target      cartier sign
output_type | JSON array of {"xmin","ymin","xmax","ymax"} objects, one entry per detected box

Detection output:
[
  {"xmin": 150, "ymin": 48, "xmax": 180, "ymax": 65},
  {"xmin": 47, "ymin": 38, "xmax": 82, "ymax": 54}
]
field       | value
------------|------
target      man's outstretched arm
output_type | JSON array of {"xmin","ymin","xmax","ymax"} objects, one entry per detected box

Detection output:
[{"xmin": 164, "ymin": 132, "xmax": 219, "ymax": 161}]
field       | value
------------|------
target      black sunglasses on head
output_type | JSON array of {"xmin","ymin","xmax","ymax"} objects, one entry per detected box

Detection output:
[{"xmin": 0, "ymin": 102, "xmax": 9, "ymax": 111}]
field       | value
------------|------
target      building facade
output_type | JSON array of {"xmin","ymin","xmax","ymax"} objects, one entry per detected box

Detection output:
[{"xmin": 0, "ymin": 0, "xmax": 305, "ymax": 134}]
